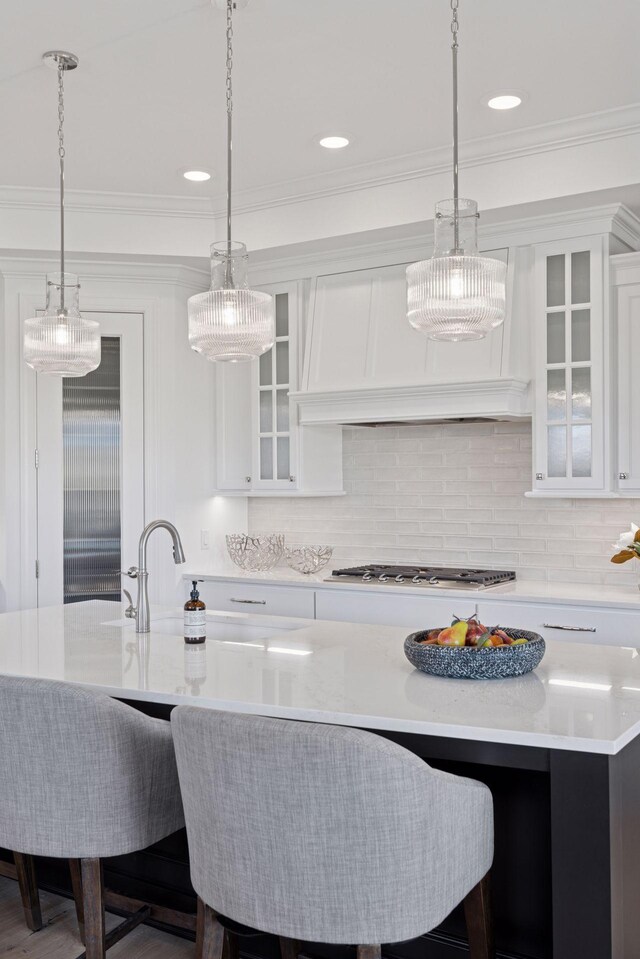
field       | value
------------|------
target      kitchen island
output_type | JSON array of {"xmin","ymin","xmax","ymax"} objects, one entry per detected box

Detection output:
[{"xmin": 1, "ymin": 600, "xmax": 640, "ymax": 959}]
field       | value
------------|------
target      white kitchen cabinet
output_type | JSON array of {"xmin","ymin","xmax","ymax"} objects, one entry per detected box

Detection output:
[
  {"xmin": 192, "ymin": 576, "xmax": 640, "ymax": 646},
  {"xmin": 214, "ymin": 280, "xmax": 343, "ymax": 495},
  {"xmin": 315, "ymin": 588, "xmax": 478, "ymax": 629},
  {"xmin": 481, "ymin": 600, "xmax": 640, "ymax": 647},
  {"xmin": 612, "ymin": 254, "xmax": 640, "ymax": 494},
  {"xmin": 197, "ymin": 579, "xmax": 316, "ymax": 619},
  {"xmin": 530, "ymin": 237, "xmax": 610, "ymax": 494}
]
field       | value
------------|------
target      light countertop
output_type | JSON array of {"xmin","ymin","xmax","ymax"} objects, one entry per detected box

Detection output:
[
  {"xmin": 2, "ymin": 600, "xmax": 640, "ymax": 755},
  {"xmin": 184, "ymin": 565, "xmax": 640, "ymax": 610}
]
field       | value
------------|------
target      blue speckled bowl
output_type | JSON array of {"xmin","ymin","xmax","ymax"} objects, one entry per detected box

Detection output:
[{"xmin": 404, "ymin": 627, "xmax": 545, "ymax": 680}]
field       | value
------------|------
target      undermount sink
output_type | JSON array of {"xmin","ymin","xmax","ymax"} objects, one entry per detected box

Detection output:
[{"xmin": 101, "ymin": 610, "xmax": 305, "ymax": 644}]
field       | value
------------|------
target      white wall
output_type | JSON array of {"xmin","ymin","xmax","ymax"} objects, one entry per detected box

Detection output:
[
  {"xmin": 249, "ymin": 422, "xmax": 640, "ymax": 589},
  {"xmin": 0, "ymin": 253, "xmax": 247, "ymax": 612}
]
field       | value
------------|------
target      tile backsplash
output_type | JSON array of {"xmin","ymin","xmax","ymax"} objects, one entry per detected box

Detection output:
[{"xmin": 248, "ymin": 422, "xmax": 640, "ymax": 587}]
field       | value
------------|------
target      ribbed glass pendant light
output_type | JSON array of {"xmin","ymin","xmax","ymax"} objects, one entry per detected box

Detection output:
[
  {"xmin": 407, "ymin": 0, "xmax": 506, "ymax": 342},
  {"xmin": 24, "ymin": 52, "xmax": 100, "ymax": 377},
  {"xmin": 188, "ymin": 0, "xmax": 274, "ymax": 363}
]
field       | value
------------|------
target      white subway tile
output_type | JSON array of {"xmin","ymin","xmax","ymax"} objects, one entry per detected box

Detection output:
[{"xmin": 247, "ymin": 422, "xmax": 626, "ymax": 586}]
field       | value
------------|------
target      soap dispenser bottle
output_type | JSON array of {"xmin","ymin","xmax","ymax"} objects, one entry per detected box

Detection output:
[{"xmin": 184, "ymin": 580, "xmax": 206, "ymax": 644}]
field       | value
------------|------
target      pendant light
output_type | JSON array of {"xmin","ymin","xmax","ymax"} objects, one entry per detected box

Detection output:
[
  {"xmin": 406, "ymin": 0, "xmax": 506, "ymax": 342},
  {"xmin": 24, "ymin": 52, "xmax": 100, "ymax": 376},
  {"xmin": 188, "ymin": 0, "xmax": 275, "ymax": 362}
]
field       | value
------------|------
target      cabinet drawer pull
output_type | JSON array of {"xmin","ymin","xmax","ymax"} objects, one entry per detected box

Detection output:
[
  {"xmin": 230, "ymin": 598, "xmax": 267, "ymax": 606},
  {"xmin": 543, "ymin": 623, "xmax": 596, "ymax": 633}
]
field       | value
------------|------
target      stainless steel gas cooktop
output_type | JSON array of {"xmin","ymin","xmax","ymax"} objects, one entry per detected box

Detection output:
[{"xmin": 327, "ymin": 564, "xmax": 516, "ymax": 590}]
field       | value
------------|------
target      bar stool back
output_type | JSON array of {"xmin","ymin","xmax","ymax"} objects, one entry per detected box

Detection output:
[
  {"xmin": 172, "ymin": 707, "xmax": 494, "ymax": 959},
  {"xmin": 0, "ymin": 675, "xmax": 184, "ymax": 959}
]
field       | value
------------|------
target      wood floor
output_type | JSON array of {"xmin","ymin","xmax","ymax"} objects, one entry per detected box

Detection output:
[{"xmin": 0, "ymin": 875, "xmax": 193, "ymax": 957}]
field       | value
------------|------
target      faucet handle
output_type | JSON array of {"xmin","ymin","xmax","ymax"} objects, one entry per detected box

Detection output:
[
  {"xmin": 121, "ymin": 566, "xmax": 139, "ymax": 579},
  {"xmin": 122, "ymin": 589, "xmax": 137, "ymax": 619}
]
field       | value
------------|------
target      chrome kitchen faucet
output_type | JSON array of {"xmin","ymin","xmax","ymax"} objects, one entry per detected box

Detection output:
[{"xmin": 122, "ymin": 520, "xmax": 186, "ymax": 633}]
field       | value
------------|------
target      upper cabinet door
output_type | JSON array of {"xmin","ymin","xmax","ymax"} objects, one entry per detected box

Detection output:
[
  {"xmin": 532, "ymin": 237, "xmax": 606, "ymax": 492},
  {"xmin": 252, "ymin": 285, "xmax": 298, "ymax": 490},
  {"xmin": 304, "ymin": 256, "xmax": 508, "ymax": 393},
  {"xmin": 615, "ymin": 272, "xmax": 640, "ymax": 494}
]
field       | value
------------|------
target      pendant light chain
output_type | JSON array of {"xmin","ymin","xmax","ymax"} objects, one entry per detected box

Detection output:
[
  {"xmin": 450, "ymin": 0, "xmax": 460, "ymax": 252},
  {"xmin": 226, "ymin": 0, "xmax": 234, "ymax": 275},
  {"xmin": 186, "ymin": 0, "xmax": 275, "ymax": 362},
  {"xmin": 57, "ymin": 59, "xmax": 66, "ymax": 309},
  {"xmin": 405, "ymin": 0, "xmax": 506, "ymax": 341}
]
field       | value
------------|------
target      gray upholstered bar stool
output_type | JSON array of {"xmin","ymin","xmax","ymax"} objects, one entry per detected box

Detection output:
[
  {"xmin": 0, "ymin": 675, "xmax": 184, "ymax": 959},
  {"xmin": 172, "ymin": 707, "xmax": 495, "ymax": 959}
]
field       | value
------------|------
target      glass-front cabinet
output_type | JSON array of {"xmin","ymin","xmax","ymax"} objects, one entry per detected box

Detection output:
[
  {"xmin": 532, "ymin": 237, "xmax": 606, "ymax": 492},
  {"xmin": 253, "ymin": 286, "xmax": 296, "ymax": 489},
  {"xmin": 214, "ymin": 279, "xmax": 343, "ymax": 495}
]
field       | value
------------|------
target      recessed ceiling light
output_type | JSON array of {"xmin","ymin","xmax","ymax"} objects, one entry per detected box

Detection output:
[
  {"xmin": 183, "ymin": 170, "xmax": 211, "ymax": 182},
  {"xmin": 487, "ymin": 94, "xmax": 522, "ymax": 111},
  {"xmin": 319, "ymin": 136, "xmax": 349, "ymax": 150}
]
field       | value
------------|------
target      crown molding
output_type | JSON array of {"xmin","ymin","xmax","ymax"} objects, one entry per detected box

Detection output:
[
  {"xmin": 0, "ymin": 103, "xmax": 638, "ymax": 225},
  {"xmin": 0, "ymin": 251, "xmax": 209, "ymax": 290},
  {"xmin": 246, "ymin": 203, "xmax": 640, "ymax": 284}
]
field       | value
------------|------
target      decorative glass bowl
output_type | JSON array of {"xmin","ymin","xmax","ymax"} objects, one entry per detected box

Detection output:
[
  {"xmin": 226, "ymin": 534, "xmax": 285, "ymax": 571},
  {"xmin": 285, "ymin": 545, "xmax": 333, "ymax": 576}
]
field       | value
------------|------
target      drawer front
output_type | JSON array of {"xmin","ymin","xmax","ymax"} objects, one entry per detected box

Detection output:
[
  {"xmin": 316, "ymin": 589, "xmax": 479, "ymax": 629},
  {"xmin": 198, "ymin": 581, "xmax": 315, "ymax": 619},
  {"xmin": 480, "ymin": 600, "xmax": 640, "ymax": 647}
]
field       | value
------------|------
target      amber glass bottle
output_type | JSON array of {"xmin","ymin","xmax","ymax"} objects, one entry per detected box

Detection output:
[{"xmin": 184, "ymin": 580, "xmax": 206, "ymax": 644}]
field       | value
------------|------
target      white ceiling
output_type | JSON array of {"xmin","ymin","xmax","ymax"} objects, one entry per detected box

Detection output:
[{"xmin": 0, "ymin": 0, "xmax": 638, "ymax": 202}]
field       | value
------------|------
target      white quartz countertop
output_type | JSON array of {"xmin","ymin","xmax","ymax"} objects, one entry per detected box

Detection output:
[
  {"xmin": 184, "ymin": 566, "xmax": 640, "ymax": 610},
  {"xmin": 3, "ymin": 600, "xmax": 640, "ymax": 755}
]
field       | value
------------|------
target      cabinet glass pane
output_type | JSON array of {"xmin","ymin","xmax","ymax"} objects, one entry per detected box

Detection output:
[
  {"xmin": 547, "ymin": 369, "xmax": 566, "ymax": 421},
  {"xmin": 259, "ymin": 349, "xmax": 272, "ymax": 386},
  {"xmin": 260, "ymin": 437, "xmax": 273, "ymax": 480},
  {"xmin": 259, "ymin": 391, "xmax": 273, "ymax": 433},
  {"xmin": 276, "ymin": 436, "xmax": 290, "ymax": 481},
  {"xmin": 276, "ymin": 341, "xmax": 289, "ymax": 384},
  {"xmin": 548, "ymin": 426, "xmax": 567, "ymax": 477},
  {"xmin": 571, "ymin": 310, "xmax": 590, "ymax": 362},
  {"xmin": 547, "ymin": 313, "xmax": 565, "ymax": 364},
  {"xmin": 571, "ymin": 251, "xmax": 590, "ymax": 304},
  {"xmin": 572, "ymin": 425, "xmax": 592, "ymax": 477},
  {"xmin": 571, "ymin": 368, "xmax": 591, "ymax": 421},
  {"xmin": 276, "ymin": 389, "xmax": 289, "ymax": 432},
  {"xmin": 275, "ymin": 293, "xmax": 289, "ymax": 338},
  {"xmin": 546, "ymin": 254, "xmax": 565, "ymax": 307}
]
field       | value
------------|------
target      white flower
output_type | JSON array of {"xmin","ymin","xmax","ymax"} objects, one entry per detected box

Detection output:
[{"xmin": 613, "ymin": 523, "xmax": 640, "ymax": 551}]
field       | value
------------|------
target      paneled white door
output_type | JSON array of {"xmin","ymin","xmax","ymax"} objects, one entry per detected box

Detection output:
[{"xmin": 35, "ymin": 312, "xmax": 144, "ymax": 608}]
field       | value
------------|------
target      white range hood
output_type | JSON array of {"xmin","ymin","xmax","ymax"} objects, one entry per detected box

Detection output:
[{"xmin": 291, "ymin": 250, "xmax": 532, "ymax": 426}]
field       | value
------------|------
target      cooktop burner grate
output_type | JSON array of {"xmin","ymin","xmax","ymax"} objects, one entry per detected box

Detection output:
[{"xmin": 329, "ymin": 565, "xmax": 516, "ymax": 589}]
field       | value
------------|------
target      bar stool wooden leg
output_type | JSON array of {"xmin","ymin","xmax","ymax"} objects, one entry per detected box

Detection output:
[
  {"xmin": 14, "ymin": 852, "xmax": 43, "ymax": 932},
  {"xmin": 279, "ymin": 938, "xmax": 301, "ymax": 959},
  {"xmin": 80, "ymin": 858, "xmax": 105, "ymax": 959},
  {"xmin": 463, "ymin": 871, "xmax": 494, "ymax": 959},
  {"xmin": 69, "ymin": 858, "xmax": 85, "ymax": 943},
  {"xmin": 357, "ymin": 947, "xmax": 381, "ymax": 959},
  {"xmin": 223, "ymin": 928, "xmax": 241, "ymax": 959},
  {"xmin": 196, "ymin": 897, "xmax": 225, "ymax": 959}
]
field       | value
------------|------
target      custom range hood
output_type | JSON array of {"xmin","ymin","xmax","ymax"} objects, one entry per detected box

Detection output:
[{"xmin": 291, "ymin": 251, "xmax": 531, "ymax": 426}]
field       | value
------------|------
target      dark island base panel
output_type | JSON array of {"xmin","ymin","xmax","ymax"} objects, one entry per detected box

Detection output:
[{"xmin": 3, "ymin": 697, "xmax": 640, "ymax": 959}]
